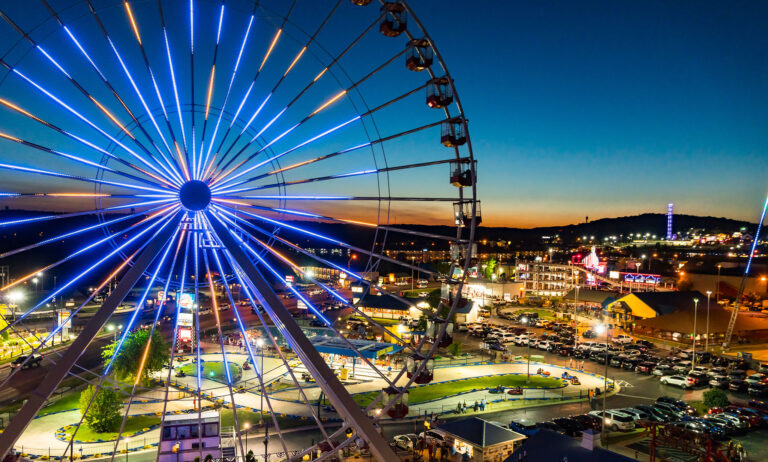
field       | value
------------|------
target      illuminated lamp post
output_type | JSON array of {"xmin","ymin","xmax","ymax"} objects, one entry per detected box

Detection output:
[
  {"xmin": 595, "ymin": 323, "xmax": 609, "ymax": 445},
  {"xmin": 705, "ymin": 291, "xmax": 711, "ymax": 352},
  {"xmin": 691, "ymin": 298, "xmax": 699, "ymax": 371},
  {"xmin": 521, "ymin": 317, "xmax": 531, "ymax": 383},
  {"xmin": 715, "ymin": 265, "xmax": 722, "ymax": 302},
  {"xmin": 256, "ymin": 338, "xmax": 265, "ymax": 426}
]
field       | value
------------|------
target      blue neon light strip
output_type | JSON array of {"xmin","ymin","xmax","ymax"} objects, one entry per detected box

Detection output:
[
  {"xmin": 745, "ymin": 196, "xmax": 768, "ymax": 275},
  {"xmin": 105, "ymin": 220, "xmax": 182, "ymax": 374},
  {"xmin": 0, "ymin": 199, "xmax": 174, "ymax": 228}
]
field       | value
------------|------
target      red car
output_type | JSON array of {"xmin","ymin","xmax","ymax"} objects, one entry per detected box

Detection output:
[{"xmin": 710, "ymin": 406, "xmax": 763, "ymax": 427}]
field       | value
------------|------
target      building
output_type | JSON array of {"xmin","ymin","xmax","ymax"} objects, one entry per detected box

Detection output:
[
  {"xmin": 356, "ymin": 293, "xmax": 427, "ymax": 321},
  {"xmin": 563, "ymin": 288, "xmax": 620, "ymax": 318},
  {"xmin": 505, "ymin": 429, "xmax": 635, "ymax": 462},
  {"xmin": 460, "ymin": 278, "xmax": 525, "ymax": 306},
  {"xmin": 634, "ymin": 305, "xmax": 768, "ymax": 344},
  {"xmin": 454, "ymin": 299, "xmax": 480, "ymax": 324},
  {"xmin": 605, "ymin": 291, "xmax": 708, "ymax": 326},
  {"xmin": 435, "ymin": 417, "xmax": 526, "ymax": 462},
  {"xmin": 158, "ymin": 410, "xmax": 224, "ymax": 462},
  {"xmin": 515, "ymin": 261, "xmax": 574, "ymax": 296}
]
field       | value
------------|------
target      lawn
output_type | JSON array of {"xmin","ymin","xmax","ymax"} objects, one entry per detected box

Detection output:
[
  {"xmin": 219, "ymin": 409, "xmax": 317, "ymax": 430},
  {"xmin": 40, "ymin": 393, "xmax": 81, "ymax": 416},
  {"xmin": 516, "ymin": 308, "xmax": 557, "ymax": 320},
  {"xmin": 404, "ymin": 288, "xmax": 438, "ymax": 298},
  {"xmin": 180, "ymin": 361, "xmax": 242, "ymax": 383},
  {"xmin": 61, "ymin": 415, "xmax": 160, "ymax": 442},
  {"xmin": 352, "ymin": 374, "xmax": 563, "ymax": 407}
]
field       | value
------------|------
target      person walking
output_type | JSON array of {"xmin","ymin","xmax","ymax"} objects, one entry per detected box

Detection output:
[{"xmin": 473, "ymin": 401, "xmax": 478, "ymax": 412}]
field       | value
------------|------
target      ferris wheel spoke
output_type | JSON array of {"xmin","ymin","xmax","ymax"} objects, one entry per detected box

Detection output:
[
  {"xmin": 211, "ymin": 46, "xmax": 409, "ymax": 188},
  {"xmin": 214, "ymin": 203, "xmax": 435, "ymax": 276},
  {"xmin": 120, "ymin": 1, "xmax": 190, "ymax": 181},
  {"xmin": 206, "ymin": 0, "xmax": 301, "ymax": 175},
  {"xmin": 219, "ymin": 251, "xmax": 335, "ymax": 445},
  {"xmin": 106, "ymin": 225, "xmax": 185, "ymax": 462},
  {"xmin": 0, "ymin": 207, "xmax": 180, "ymax": 335},
  {"xmin": 213, "ymin": 157, "xmax": 462, "ymax": 199},
  {"xmin": 0, "ymin": 97, "xmax": 180, "ymax": 190},
  {"xmin": 201, "ymin": 247, "xmax": 248, "ymax": 460},
  {"xmin": 197, "ymin": 4, "xmax": 257, "ymax": 181},
  {"xmin": 0, "ymin": 8, "xmax": 184, "ymax": 188},
  {"xmin": 196, "ymin": 0, "xmax": 225, "ymax": 178},
  {"xmin": 0, "ymin": 203, "xmax": 171, "ymax": 261},
  {"xmin": 0, "ymin": 247, "xmax": 143, "ymax": 394},
  {"xmin": 157, "ymin": 0, "xmax": 188, "ymax": 156},
  {"xmin": 224, "ymin": 115, "xmax": 441, "ymax": 186},
  {"xmin": 206, "ymin": 242, "xmax": 295, "ymax": 458},
  {"xmin": 82, "ymin": 0, "xmax": 187, "ymax": 184},
  {"xmin": 37, "ymin": 0, "xmax": 186, "ymax": 186},
  {"xmin": 212, "ymin": 9, "xmax": 386, "ymax": 178},
  {"xmin": 206, "ymin": 0, "xmax": 341, "ymax": 180},
  {"xmin": 0, "ymin": 59, "xmax": 183, "ymax": 187},
  {"xmin": 218, "ymin": 214, "xmax": 419, "ymax": 362},
  {"xmin": 211, "ymin": 206, "xmax": 432, "ymax": 316},
  {"xmin": 0, "ymin": 161, "xmax": 173, "ymax": 194}
]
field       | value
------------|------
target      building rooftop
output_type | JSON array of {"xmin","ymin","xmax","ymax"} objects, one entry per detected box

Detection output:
[
  {"xmin": 438, "ymin": 417, "xmax": 526, "ymax": 448},
  {"xmin": 563, "ymin": 289, "xmax": 620, "ymax": 305},
  {"xmin": 163, "ymin": 410, "xmax": 219, "ymax": 424},
  {"xmin": 505, "ymin": 429, "xmax": 635, "ymax": 462}
]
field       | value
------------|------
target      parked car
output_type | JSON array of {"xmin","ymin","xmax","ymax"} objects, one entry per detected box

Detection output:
[
  {"xmin": 508, "ymin": 420, "xmax": 538, "ymax": 436},
  {"xmin": 635, "ymin": 405, "xmax": 673, "ymax": 422},
  {"xmin": 635, "ymin": 361, "xmax": 657, "ymax": 374},
  {"xmin": 660, "ymin": 375, "xmax": 693, "ymax": 389},
  {"xmin": 746, "ymin": 373, "xmax": 767, "ymax": 386},
  {"xmin": 551, "ymin": 417, "xmax": 583, "ymax": 436},
  {"xmin": 657, "ymin": 396, "xmax": 695, "ymax": 414},
  {"xmin": 613, "ymin": 334, "xmax": 633, "ymax": 345},
  {"xmin": 652, "ymin": 365, "xmax": 675, "ymax": 376},
  {"xmin": 617, "ymin": 407, "xmax": 650, "ymax": 422},
  {"xmin": 559, "ymin": 346, "xmax": 575, "ymax": 356},
  {"xmin": 709, "ymin": 375, "xmax": 729, "ymax": 389},
  {"xmin": 672, "ymin": 361, "xmax": 693, "ymax": 374},
  {"xmin": 748, "ymin": 382, "xmax": 768, "ymax": 397},
  {"xmin": 653, "ymin": 403, "xmax": 685, "ymax": 419},
  {"xmin": 729, "ymin": 380, "xmax": 749, "ymax": 393},
  {"xmin": 570, "ymin": 414, "xmax": 602, "ymax": 431},
  {"xmin": 419, "ymin": 430, "xmax": 446, "ymax": 444},
  {"xmin": 708, "ymin": 367, "xmax": 728, "ymax": 378},
  {"xmin": 588, "ymin": 410, "xmax": 635, "ymax": 431},
  {"xmin": 582, "ymin": 330, "xmax": 597, "ymax": 339},
  {"xmin": 704, "ymin": 413, "xmax": 748, "ymax": 435},
  {"xmin": 729, "ymin": 370, "xmax": 747, "ymax": 381},
  {"xmin": 687, "ymin": 371, "xmax": 708, "ymax": 387}
]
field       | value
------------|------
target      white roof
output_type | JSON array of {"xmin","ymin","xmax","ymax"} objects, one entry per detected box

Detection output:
[{"xmin": 163, "ymin": 410, "xmax": 219, "ymax": 424}]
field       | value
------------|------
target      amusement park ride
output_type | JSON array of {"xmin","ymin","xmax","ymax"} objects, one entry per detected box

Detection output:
[{"xmin": 0, "ymin": 0, "xmax": 478, "ymax": 460}]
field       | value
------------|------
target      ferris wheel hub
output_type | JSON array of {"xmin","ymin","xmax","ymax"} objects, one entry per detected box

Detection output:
[{"xmin": 179, "ymin": 180, "xmax": 212, "ymax": 211}]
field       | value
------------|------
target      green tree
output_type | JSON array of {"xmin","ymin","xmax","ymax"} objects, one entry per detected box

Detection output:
[
  {"xmin": 79, "ymin": 385, "xmax": 121, "ymax": 433},
  {"xmin": 102, "ymin": 329, "xmax": 169, "ymax": 383},
  {"xmin": 703, "ymin": 388, "xmax": 730, "ymax": 410},
  {"xmin": 482, "ymin": 258, "xmax": 497, "ymax": 279},
  {"xmin": 447, "ymin": 341, "xmax": 462, "ymax": 356},
  {"xmin": 427, "ymin": 290, "xmax": 442, "ymax": 310}
]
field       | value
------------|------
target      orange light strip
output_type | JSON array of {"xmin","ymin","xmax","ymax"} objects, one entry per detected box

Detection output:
[
  {"xmin": 204, "ymin": 66, "xmax": 216, "ymax": 120},
  {"xmin": 312, "ymin": 68, "xmax": 328, "ymax": 83},
  {"xmin": 259, "ymin": 29, "xmax": 282, "ymax": 73},
  {"xmin": 0, "ymin": 131, "xmax": 22, "ymax": 143},
  {"xmin": 133, "ymin": 231, "xmax": 185, "ymax": 386},
  {"xmin": 200, "ymin": 153, "xmax": 218, "ymax": 181},
  {"xmin": 88, "ymin": 96, "xmax": 136, "ymax": 140},
  {"xmin": 211, "ymin": 198, "xmax": 250, "ymax": 207},
  {"xmin": 210, "ymin": 159, "xmax": 246, "ymax": 187},
  {"xmin": 311, "ymin": 90, "xmax": 346, "ymax": 117},
  {"xmin": 44, "ymin": 193, "xmax": 111, "ymax": 197},
  {"xmin": 0, "ymin": 98, "xmax": 45, "ymax": 125},
  {"xmin": 124, "ymin": 2, "xmax": 142, "ymax": 46},
  {"xmin": 283, "ymin": 47, "xmax": 307, "ymax": 77},
  {"xmin": 174, "ymin": 141, "xmax": 191, "ymax": 181}
]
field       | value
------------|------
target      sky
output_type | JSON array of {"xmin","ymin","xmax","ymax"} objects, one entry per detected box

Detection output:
[
  {"xmin": 414, "ymin": 0, "xmax": 768, "ymax": 227},
  {"xmin": 0, "ymin": 1, "xmax": 766, "ymax": 229}
]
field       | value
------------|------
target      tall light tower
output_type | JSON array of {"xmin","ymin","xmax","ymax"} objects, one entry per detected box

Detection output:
[{"xmin": 666, "ymin": 203, "xmax": 674, "ymax": 240}]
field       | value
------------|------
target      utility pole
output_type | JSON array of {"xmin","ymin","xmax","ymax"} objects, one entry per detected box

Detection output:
[{"xmin": 692, "ymin": 299, "xmax": 699, "ymax": 370}]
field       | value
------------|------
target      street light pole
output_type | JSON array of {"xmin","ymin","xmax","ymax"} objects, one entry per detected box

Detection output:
[
  {"xmin": 716, "ymin": 265, "xmax": 722, "ymax": 302},
  {"xmin": 521, "ymin": 317, "xmax": 530, "ymax": 383},
  {"xmin": 705, "ymin": 291, "xmax": 711, "ymax": 352},
  {"xmin": 692, "ymin": 298, "xmax": 699, "ymax": 371}
]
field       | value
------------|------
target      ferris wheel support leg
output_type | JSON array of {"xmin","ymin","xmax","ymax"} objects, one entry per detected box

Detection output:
[
  {"xmin": 0, "ymin": 220, "xmax": 179, "ymax": 460},
  {"xmin": 207, "ymin": 214, "xmax": 398, "ymax": 461}
]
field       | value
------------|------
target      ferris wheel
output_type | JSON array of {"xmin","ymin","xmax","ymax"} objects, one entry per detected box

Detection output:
[{"xmin": 0, "ymin": 1, "xmax": 478, "ymax": 460}]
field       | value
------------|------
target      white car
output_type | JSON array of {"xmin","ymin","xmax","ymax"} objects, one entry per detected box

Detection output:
[
  {"xmin": 660, "ymin": 375, "xmax": 693, "ymax": 389},
  {"xmin": 746, "ymin": 373, "xmax": 767, "ymax": 385},
  {"xmin": 672, "ymin": 361, "xmax": 692, "ymax": 374},
  {"xmin": 392, "ymin": 434, "xmax": 417, "ymax": 451},
  {"xmin": 499, "ymin": 333, "xmax": 517, "ymax": 343},
  {"xmin": 537, "ymin": 341, "xmax": 551, "ymax": 350},
  {"xmin": 514, "ymin": 336, "xmax": 530, "ymax": 346},
  {"xmin": 588, "ymin": 410, "xmax": 636, "ymax": 431},
  {"xmin": 612, "ymin": 334, "xmax": 633, "ymax": 345}
]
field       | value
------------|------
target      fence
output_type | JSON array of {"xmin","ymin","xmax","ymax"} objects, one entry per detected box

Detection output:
[{"xmin": 16, "ymin": 436, "xmax": 160, "ymax": 459}]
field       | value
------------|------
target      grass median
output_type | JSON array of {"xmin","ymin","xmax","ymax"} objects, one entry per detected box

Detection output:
[
  {"xmin": 60, "ymin": 415, "xmax": 160, "ymax": 442},
  {"xmin": 352, "ymin": 373, "xmax": 563, "ymax": 407}
]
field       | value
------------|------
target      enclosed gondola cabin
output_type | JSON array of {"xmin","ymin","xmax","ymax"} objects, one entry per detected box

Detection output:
[
  {"xmin": 426, "ymin": 77, "xmax": 453, "ymax": 108},
  {"xmin": 406, "ymin": 354, "xmax": 434, "ymax": 384},
  {"xmin": 454, "ymin": 201, "xmax": 481, "ymax": 227},
  {"xmin": 441, "ymin": 119, "xmax": 467, "ymax": 147},
  {"xmin": 449, "ymin": 159, "xmax": 476, "ymax": 187},
  {"xmin": 406, "ymin": 39, "xmax": 433, "ymax": 71},
  {"xmin": 380, "ymin": 3, "xmax": 407, "ymax": 37},
  {"xmin": 382, "ymin": 386, "xmax": 409, "ymax": 419}
]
